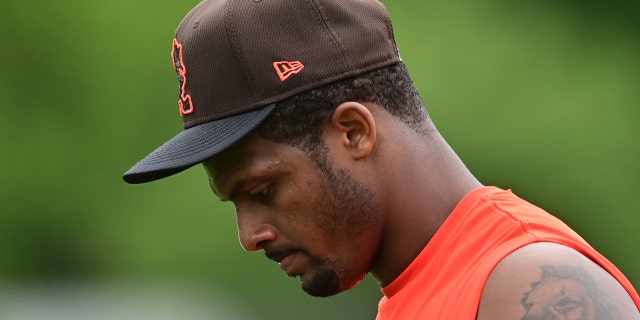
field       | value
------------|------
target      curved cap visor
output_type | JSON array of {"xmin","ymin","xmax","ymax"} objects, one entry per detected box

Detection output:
[{"xmin": 123, "ymin": 104, "xmax": 276, "ymax": 184}]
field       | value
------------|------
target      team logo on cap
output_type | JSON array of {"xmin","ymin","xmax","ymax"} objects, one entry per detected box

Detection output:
[
  {"xmin": 172, "ymin": 38, "xmax": 194, "ymax": 115},
  {"xmin": 273, "ymin": 61, "xmax": 304, "ymax": 82}
]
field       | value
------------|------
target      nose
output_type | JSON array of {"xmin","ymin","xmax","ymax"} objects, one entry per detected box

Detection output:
[{"xmin": 236, "ymin": 207, "xmax": 277, "ymax": 252}]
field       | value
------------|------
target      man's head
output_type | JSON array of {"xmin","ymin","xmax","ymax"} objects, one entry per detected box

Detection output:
[{"xmin": 123, "ymin": 0, "xmax": 430, "ymax": 297}]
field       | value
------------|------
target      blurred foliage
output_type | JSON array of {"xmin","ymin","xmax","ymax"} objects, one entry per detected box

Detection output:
[{"xmin": 0, "ymin": 0, "xmax": 638, "ymax": 319}]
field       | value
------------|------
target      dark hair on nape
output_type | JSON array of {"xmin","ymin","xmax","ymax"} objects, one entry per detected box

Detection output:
[{"xmin": 255, "ymin": 62, "xmax": 430, "ymax": 167}]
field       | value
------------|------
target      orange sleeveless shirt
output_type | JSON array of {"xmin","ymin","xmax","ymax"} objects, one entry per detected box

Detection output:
[{"xmin": 376, "ymin": 186, "xmax": 640, "ymax": 319}]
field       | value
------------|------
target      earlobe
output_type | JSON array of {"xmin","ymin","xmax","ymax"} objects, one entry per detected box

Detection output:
[{"xmin": 330, "ymin": 102, "xmax": 377, "ymax": 160}]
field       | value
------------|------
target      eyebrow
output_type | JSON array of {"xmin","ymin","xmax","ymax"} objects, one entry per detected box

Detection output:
[
  {"xmin": 214, "ymin": 192, "xmax": 229, "ymax": 203},
  {"xmin": 226, "ymin": 178, "xmax": 250, "ymax": 202},
  {"xmin": 207, "ymin": 157, "xmax": 250, "ymax": 202},
  {"xmin": 210, "ymin": 158, "xmax": 282, "ymax": 202},
  {"xmin": 208, "ymin": 177, "xmax": 229, "ymax": 202},
  {"xmin": 210, "ymin": 170, "xmax": 253, "ymax": 202}
]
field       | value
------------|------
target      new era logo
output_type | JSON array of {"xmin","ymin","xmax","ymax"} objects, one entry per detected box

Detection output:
[{"xmin": 273, "ymin": 61, "xmax": 304, "ymax": 82}]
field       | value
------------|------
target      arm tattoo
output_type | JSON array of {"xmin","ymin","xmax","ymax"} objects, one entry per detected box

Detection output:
[{"xmin": 520, "ymin": 265, "xmax": 622, "ymax": 320}]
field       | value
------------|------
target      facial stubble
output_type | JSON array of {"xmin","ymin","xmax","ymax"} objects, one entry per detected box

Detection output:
[{"xmin": 300, "ymin": 165, "xmax": 378, "ymax": 297}]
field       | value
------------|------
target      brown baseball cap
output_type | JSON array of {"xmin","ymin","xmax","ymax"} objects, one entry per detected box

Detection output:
[{"xmin": 123, "ymin": 0, "xmax": 401, "ymax": 184}]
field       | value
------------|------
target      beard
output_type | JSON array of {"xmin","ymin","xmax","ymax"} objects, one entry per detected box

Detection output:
[
  {"xmin": 301, "ymin": 257, "xmax": 367, "ymax": 297},
  {"xmin": 299, "ymin": 161, "xmax": 377, "ymax": 297},
  {"xmin": 301, "ymin": 261, "xmax": 341, "ymax": 297}
]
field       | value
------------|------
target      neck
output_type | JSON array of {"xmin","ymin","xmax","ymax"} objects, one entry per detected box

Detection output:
[{"xmin": 370, "ymin": 129, "xmax": 482, "ymax": 287}]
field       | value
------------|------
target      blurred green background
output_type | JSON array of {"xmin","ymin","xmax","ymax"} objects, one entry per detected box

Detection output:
[{"xmin": 1, "ymin": 0, "xmax": 638, "ymax": 319}]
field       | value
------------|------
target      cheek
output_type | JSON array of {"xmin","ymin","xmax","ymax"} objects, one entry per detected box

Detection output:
[{"xmin": 275, "ymin": 178, "xmax": 329, "ymax": 233}]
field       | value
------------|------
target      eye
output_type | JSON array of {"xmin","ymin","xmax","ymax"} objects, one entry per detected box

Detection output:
[
  {"xmin": 553, "ymin": 296, "xmax": 581, "ymax": 312},
  {"xmin": 248, "ymin": 183, "xmax": 271, "ymax": 203}
]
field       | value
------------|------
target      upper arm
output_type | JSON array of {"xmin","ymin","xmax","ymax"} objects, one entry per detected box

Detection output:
[{"xmin": 477, "ymin": 242, "xmax": 639, "ymax": 320}]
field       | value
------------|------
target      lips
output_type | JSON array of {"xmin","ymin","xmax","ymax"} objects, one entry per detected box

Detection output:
[
  {"xmin": 266, "ymin": 248, "xmax": 299, "ymax": 276},
  {"xmin": 278, "ymin": 252, "xmax": 297, "ymax": 275}
]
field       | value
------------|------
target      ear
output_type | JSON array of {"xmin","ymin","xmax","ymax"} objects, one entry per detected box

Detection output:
[{"xmin": 328, "ymin": 102, "xmax": 377, "ymax": 160}]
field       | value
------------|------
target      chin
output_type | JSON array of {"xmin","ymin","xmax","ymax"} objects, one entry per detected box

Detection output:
[
  {"xmin": 302, "ymin": 285, "xmax": 341, "ymax": 298},
  {"xmin": 301, "ymin": 267, "xmax": 367, "ymax": 298}
]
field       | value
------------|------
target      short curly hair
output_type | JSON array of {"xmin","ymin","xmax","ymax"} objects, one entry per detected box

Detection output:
[{"xmin": 255, "ymin": 62, "xmax": 431, "ymax": 167}]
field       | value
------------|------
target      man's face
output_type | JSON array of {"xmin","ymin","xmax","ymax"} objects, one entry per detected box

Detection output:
[
  {"xmin": 522, "ymin": 277, "xmax": 597, "ymax": 320},
  {"xmin": 203, "ymin": 133, "xmax": 383, "ymax": 297}
]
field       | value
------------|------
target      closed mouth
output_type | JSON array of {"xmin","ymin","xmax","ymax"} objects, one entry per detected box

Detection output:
[
  {"xmin": 265, "ymin": 248, "xmax": 300, "ymax": 276},
  {"xmin": 265, "ymin": 247, "xmax": 295, "ymax": 264}
]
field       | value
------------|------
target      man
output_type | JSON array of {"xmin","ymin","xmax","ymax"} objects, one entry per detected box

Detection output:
[{"xmin": 123, "ymin": 0, "xmax": 640, "ymax": 318}]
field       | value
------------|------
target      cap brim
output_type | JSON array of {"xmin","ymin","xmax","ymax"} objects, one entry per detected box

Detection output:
[{"xmin": 123, "ymin": 104, "xmax": 276, "ymax": 184}]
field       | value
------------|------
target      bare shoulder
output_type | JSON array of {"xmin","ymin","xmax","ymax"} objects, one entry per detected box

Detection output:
[{"xmin": 477, "ymin": 242, "xmax": 640, "ymax": 320}]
